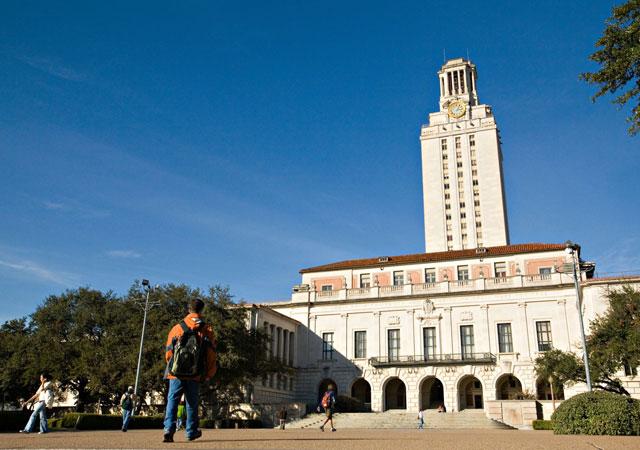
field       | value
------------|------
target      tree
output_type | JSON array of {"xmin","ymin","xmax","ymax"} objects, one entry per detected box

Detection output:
[
  {"xmin": 535, "ymin": 285, "xmax": 640, "ymax": 396},
  {"xmin": 580, "ymin": 0, "xmax": 640, "ymax": 135},
  {"xmin": 0, "ymin": 318, "xmax": 34, "ymax": 406}
]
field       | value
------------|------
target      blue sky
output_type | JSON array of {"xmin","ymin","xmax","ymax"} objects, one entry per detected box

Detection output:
[{"xmin": 1, "ymin": 1, "xmax": 638, "ymax": 323}]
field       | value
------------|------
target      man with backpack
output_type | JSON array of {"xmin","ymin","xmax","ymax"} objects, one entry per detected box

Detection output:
[
  {"xmin": 162, "ymin": 298, "xmax": 217, "ymax": 443},
  {"xmin": 120, "ymin": 386, "xmax": 136, "ymax": 432},
  {"xmin": 317, "ymin": 384, "xmax": 336, "ymax": 432}
]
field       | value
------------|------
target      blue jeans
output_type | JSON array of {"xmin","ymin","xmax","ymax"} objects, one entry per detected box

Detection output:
[
  {"xmin": 163, "ymin": 379, "xmax": 199, "ymax": 438},
  {"xmin": 24, "ymin": 401, "xmax": 48, "ymax": 433},
  {"xmin": 122, "ymin": 408, "xmax": 133, "ymax": 430}
]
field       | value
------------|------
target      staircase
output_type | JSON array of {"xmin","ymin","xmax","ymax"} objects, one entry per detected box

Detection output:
[{"xmin": 289, "ymin": 409, "xmax": 514, "ymax": 430}]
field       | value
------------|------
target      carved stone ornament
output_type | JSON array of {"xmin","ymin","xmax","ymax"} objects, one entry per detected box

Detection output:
[
  {"xmin": 423, "ymin": 299, "xmax": 435, "ymax": 316},
  {"xmin": 387, "ymin": 315, "xmax": 400, "ymax": 325},
  {"xmin": 461, "ymin": 311, "xmax": 473, "ymax": 321}
]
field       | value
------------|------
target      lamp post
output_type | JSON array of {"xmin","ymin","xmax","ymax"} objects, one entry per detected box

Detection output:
[
  {"xmin": 565, "ymin": 241, "xmax": 592, "ymax": 391},
  {"xmin": 134, "ymin": 279, "xmax": 152, "ymax": 397}
]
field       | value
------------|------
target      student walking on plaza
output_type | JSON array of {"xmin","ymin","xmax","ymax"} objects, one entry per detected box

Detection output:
[
  {"xmin": 162, "ymin": 298, "xmax": 217, "ymax": 443},
  {"xmin": 317, "ymin": 384, "xmax": 336, "ymax": 432},
  {"xmin": 277, "ymin": 406, "xmax": 288, "ymax": 430},
  {"xmin": 417, "ymin": 409, "xmax": 424, "ymax": 430},
  {"xmin": 20, "ymin": 373, "xmax": 54, "ymax": 434},
  {"xmin": 120, "ymin": 386, "xmax": 136, "ymax": 432}
]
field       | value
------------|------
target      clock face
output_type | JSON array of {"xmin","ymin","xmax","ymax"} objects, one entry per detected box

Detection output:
[{"xmin": 448, "ymin": 100, "xmax": 466, "ymax": 119}]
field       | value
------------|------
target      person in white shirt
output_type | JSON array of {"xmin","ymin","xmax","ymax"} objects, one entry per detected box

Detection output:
[
  {"xmin": 20, "ymin": 373, "xmax": 54, "ymax": 434},
  {"xmin": 417, "ymin": 409, "xmax": 424, "ymax": 430}
]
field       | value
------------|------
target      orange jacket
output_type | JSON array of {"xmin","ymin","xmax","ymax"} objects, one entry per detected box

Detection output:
[{"xmin": 165, "ymin": 313, "xmax": 217, "ymax": 381}]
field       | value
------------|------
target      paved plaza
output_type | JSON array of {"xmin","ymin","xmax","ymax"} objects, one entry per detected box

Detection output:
[{"xmin": 2, "ymin": 429, "xmax": 639, "ymax": 450}]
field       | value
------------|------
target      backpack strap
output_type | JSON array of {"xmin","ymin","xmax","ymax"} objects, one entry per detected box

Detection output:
[{"xmin": 179, "ymin": 321, "xmax": 189, "ymax": 334}]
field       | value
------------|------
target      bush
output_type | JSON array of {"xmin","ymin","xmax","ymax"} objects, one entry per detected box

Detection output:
[
  {"xmin": 552, "ymin": 391, "xmax": 640, "ymax": 435},
  {"xmin": 58, "ymin": 413, "xmax": 164, "ymax": 430},
  {"xmin": 532, "ymin": 420, "xmax": 554, "ymax": 430},
  {"xmin": 0, "ymin": 411, "xmax": 30, "ymax": 432},
  {"xmin": 335, "ymin": 395, "xmax": 368, "ymax": 412}
]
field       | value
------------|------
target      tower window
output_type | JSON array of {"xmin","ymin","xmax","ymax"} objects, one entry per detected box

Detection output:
[
  {"xmin": 446, "ymin": 214, "xmax": 452, "ymax": 220},
  {"xmin": 469, "ymin": 135, "xmax": 475, "ymax": 147},
  {"xmin": 459, "ymin": 70, "xmax": 465, "ymax": 93},
  {"xmin": 444, "ymin": 183, "xmax": 450, "ymax": 190},
  {"xmin": 447, "ymin": 72, "xmax": 452, "ymax": 96},
  {"xmin": 441, "ymin": 139, "xmax": 447, "ymax": 150},
  {"xmin": 457, "ymin": 162, "xmax": 463, "ymax": 168},
  {"xmin": 453, "ymin": 71, "xmax": 459, "ymax": 94},
  {"xmin": 459, "ymin": 202, "xmax": 465, "ymax": 208},
  {"xmin": 474, "ymin": 200, "xmax": 480, "ymax": 207},
  {"xmin": 442, "ymin": 153, "xmax": 448, "ymax": 160},
  {"xmin": 460, "ymin": 212, "xmax": 466, "ymax": 219},
  {"xmin": 473, "ymin": 179, "xmax": 479, "ymax": 186},
  {"xmin": 447, "ymin": 235, "xmax": 453, "ymax": 241},
  {"xmin": 455, "ymin": 137, "xmax": 461, "ymax": 149}
]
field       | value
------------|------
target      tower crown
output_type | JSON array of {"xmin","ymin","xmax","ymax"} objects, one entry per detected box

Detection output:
[{"xmin": 438, "ymin": 58, "xmax": 478, "ymax": 111}]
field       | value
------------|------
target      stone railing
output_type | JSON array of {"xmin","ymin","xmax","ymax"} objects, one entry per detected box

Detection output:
[{"xmin": 291, "ymin": 272, "xmax": 573, "ymax": 303}]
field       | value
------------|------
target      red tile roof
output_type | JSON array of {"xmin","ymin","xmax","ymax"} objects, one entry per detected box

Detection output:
[{"xmin": 299, "ymin": 243, "xmax": 568, "ymax": 274}]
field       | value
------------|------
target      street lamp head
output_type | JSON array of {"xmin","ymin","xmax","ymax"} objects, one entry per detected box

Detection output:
[
  {"xmin": 564, "ymin": 240, "xmax": 579, "ymax": 254},
  {"xmin": 142, "ymin": 279, "xmax": 150, "ymax": 287}
]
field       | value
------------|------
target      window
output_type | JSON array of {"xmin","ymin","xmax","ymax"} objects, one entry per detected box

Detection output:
[
  {"xmin": 458, "ymin": 181, "xmax": 464, "ymax": 189},
  {"xmin": 461, "ymin": 222, "xmax": 467, "ymax": 229},
  {"xmin": 423, "ymin": 327, "xmax": 437, "ymax": 359},
  {"xmin": 425, "ymin": 268, "xmax": 436, "ymax": 283},
  {"xmin": 472, "ymin": 179, "xmax": 479, "ymax": 186},
  {"xmin": 457, "ymin": 265, "xmax": 469, "ymax": 280},
  {"xmin": 322, "ymin": 332, "xmax": 334, "ymax": 360},
  {"xmin": 460, "ymin": 325, "xmax": 474, "ymax": 359},
  {"xmin": 444, "ymin": 193, "xmax": 450, "ymax": 199},
  {"xmin": 536, "ymin": 321, "xmax": 553, "ymax": 351},
  {"xmin": 475, "ymin": 210, "xmax": 481, "ymax": 217},
  {"xmin": 447, "ymin": 235, "xmax": 453, "ymax": 241},
  {"xmin": 497, "ymin": 323, "xmax": 513, "ymax": 353},
  {"xmin": 472, "ymin": 169, "xmax": 478, "ymax": 176},
  {"xmin": 455, "ymin": 137, "xmax": 461, "ymax": 149},
  {"xmin": 494, "ymin": 262, "xmax": 507, "ymax": 278},
  {"xmin": 354, "ymin": 331, "xmax": 367, "ymax": 359},
  {"xmin": 474, "ymin": 200, "xmax": 480, "ymax": 207},
  {"xmin": 457, "ymin": 171, "xmax": 463, "ymax": 178},
  {"xmin": 469, "ymin": 135, "xmax": 476, "ymax": 146},
  {"xmin": 475, "ymin": 221, "xmax": 482, "ymax": 228},
  {"xmin": 360, "ymin": 273, "xmax": 371, "ymax": 288},
  {"xmin": 460, "ymin": 212, "xmax": 466, "ymax": 219},
  {"xmin": 456, "ymin": 152, "xmax": 462, "ymax": 159},
  {"xmin": 393, "ymin": 271, "xmax": 404, "ymax": 286},
  {"xmin": 539, "ymin": 267, "xmax": 552, "ymax": 275},
  {"xmin": 321, "ymin": 285, "xmax": 333, "ymax": 292},
  {"xmin": 444, "ymin": 183, "xmax": 450, "ymax": 190},
  {"xmin": 445, "ymin": 203, "xmax": 451, "ymax": 210},
  {"xmin": 442, "ymin": 153, "xmax": 448, "ymax": 160},
  {"xmin": 446, "ymin": 214, "xmax": 452, "ymax": 220},
  {"xmin": 470, "ymin": 149, "xmax": 477, "ymax": 158},
  {"xmin": 459, "ymin": 202, "xmax": 465, "ymax": 208},
  {"xmin": 457, "ymin": 162, "xmax": 463, "ymax": 168},
  {"xmin": 442, "ymin": 163, "xmax": 449, "ymax": 170},
  {"xmin": 446, "ymin": 224, "xmax": 452, "ymax": 231},
  {"xmin": 471, "ymin": 159, "xmax": 477, "ymax": 166},
  {"xmin": 461, "ymin": 233, "xmax": 467, "ymax": 240},
  {"xmin": 476, "ymin": 231, "xmax": 483, "ymax": 238},
  {"xmin": 388, "ymin": 329, "xmax": 400, "ymax": 361},
  {"xmin": 441, "ymin": 139, "xmax": 447, "ymax": 150}
]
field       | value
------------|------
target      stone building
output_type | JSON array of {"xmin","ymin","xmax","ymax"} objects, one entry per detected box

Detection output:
[{"xmin": 247, "ymin": 59, "xmax": 640, "ymax": 426}]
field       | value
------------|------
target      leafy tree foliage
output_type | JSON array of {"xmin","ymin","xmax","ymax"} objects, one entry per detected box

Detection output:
[
  {"xmin": 0, "ymin": 283, "xmax": 282, "ymax": 416},
  {"xmin": 581, "ymin": 0, "xmax": 640, "ymax": 135},
  {"xmin": 535, "ymin": 285, "xmax": 640, "ymax": 395}
]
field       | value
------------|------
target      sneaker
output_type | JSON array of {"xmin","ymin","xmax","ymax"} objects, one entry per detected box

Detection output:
[
  {"xmin": 19, "ymin": 430, "xmax": 29, "ymax": 434},
  {"xmin": 162, "ymin": 433, "xmax": 174, "ymax": 443},
  {"xmin": 331, "ymin": 428, "xmax": 336, "ymax": 432},
  {"xmin": 187, "ymin": 430, "xmax": 202, "ymax": 441},
  {"xmin": 121, "ymin": 428, "xmax": 127, "ymax": 432},
  {"xmin": 319, "ymin": 426, "xmax": 324, "ymax": 432},
  {"xmin": 38, "ymin": 431, "xmax": 48, "ymax": 435}
]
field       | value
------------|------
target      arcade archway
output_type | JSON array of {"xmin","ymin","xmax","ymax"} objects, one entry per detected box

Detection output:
[
  {"xmin": 351, "ymin": 378, "xmax": 371, "ymax": 406},
  {"xmin": 496, "ymin": 374, "xmax": 523, "ymax": 400},
  {"xmin": 419, "ymin": 377, "xmax": 444, "ymax": 409},
  {"xmin": 458, "ymin": 375, "xmax": 483, "ymax": 410},
  {"xmin": 384, "ymin": 377, "xmax": 406, "ymax": 410}
]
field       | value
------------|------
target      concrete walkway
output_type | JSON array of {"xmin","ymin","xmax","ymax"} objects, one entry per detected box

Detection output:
[{"xmin": 2, "ymin": 428, "xmax": 639, "ymax": 450}]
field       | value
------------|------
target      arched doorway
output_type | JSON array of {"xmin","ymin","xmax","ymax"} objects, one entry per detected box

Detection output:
[
  {"xmin": 419, "ymin": 377, "xmax": 444, "ymax": 410},
  {"xmin": 384, "ymin": 377, "xmax": 406, "ymax": 410},
  {"xmin": 458, "ymin": 375, "xmax": 483, "ymax": 410},
  {"xmin": 318, "ymin": 378, "xmax": 338, "ymax": 403},
  {"xmin": 496, "ymin": 374, "xmax": 523, "ymax": 400},
  {"xmin": 351, "ymin": 378, "xmax": 371, "ymax": 407},
  {"xmin": 536, "ymin": 377, "xmax": 564, "ymax": 401}
]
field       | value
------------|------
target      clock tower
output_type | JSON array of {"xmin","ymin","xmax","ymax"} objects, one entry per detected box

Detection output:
[{"xmin": 420, "ymin": 58, "xmax": 510, "ymax": 252}]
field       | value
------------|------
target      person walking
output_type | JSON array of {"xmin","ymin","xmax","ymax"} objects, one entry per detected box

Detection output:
[
  {"xmin": 120, "ymin": 386, "xmax": 136, "ymax": 432},
  {"xmin": 277, "ymin": 406, "xmax": 288, "ymax": 430},
  {"xmin": 20, "ymin": 373, "xmax": 54, "ymax": 434},
  {"xmin": 417, "ymin": 409, "xmax": 424, "ymax": 430},
  {"xmin": 162, "ymin": 298, "xmax": 217, "ymax": 443},
  {"xmin": 317, "ymin": 384, "xmax": 336, "ymax": 432}
]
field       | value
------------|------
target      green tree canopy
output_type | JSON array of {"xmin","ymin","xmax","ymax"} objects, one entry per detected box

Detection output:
[{"xmin": 581, "ymin": 0, "xmax": 640, "ymax": 135}]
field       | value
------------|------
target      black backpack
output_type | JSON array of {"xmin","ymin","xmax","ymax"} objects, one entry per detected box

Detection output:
[{"xmin": 169, "ymin": 321, "xmax": 210, "ymax": 378}]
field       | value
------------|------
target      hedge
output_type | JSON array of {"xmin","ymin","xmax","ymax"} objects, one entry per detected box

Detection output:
[
  {"xmin": 551, "ymin": 391, "xmax": 640, "ymax": 435},
  {"xmin": 59, "ymin": 413, "xmax": 164, "ymax": 430},
  {"xmin": 0, "ymin": 411, "xmax": 30, "ymax": 432},
  {"xmin": 532, "ymin": 420, "xmax": 554, "ymax": 430}
]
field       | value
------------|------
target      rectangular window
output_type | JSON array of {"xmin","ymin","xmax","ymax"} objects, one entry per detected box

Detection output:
[
  {"xmin": 447, "ymin": 235, "xmax": 453, "ymax": 241},
  {"xmin": 322, "ymin": 332, "xmax": 334, "ymax": 360},
  {"xmin": 444, "ymin": 193, "xmax": 451, "ymax": 199},
  {"xmin": 444, "ymin": 183, "xmax": 450, "ymax": 190},
  {"xmin": 393, "ymin": 271, "xmax": 404, "ymax": 286},
  {"xmin": 460, "ymin": 325, "xmax": 474, "ymax": 359},
  {"xmin": 423, "ymin": 327, "xmax": 437, "ymax": 359},
  {"xmin": 474, "ymin": 200, "xmax": 481, "ymax": 207},
  {"xmin": 360, "ymin": 273, "xmax": 371, "ymax": 288},
  {"xmin": 446, "ymin": 214, "xmax": 452, "ymax": 220},
  {"xmin": 536, "ymin": 321, "xmax": 553, "ymax": 351},
  {"xmin": 321, "ymin": 285, "xmax": 333, "ymax": 292},
  {"xmin": 425, "ymin": 268, "xmax": 436, "ymax": 283},
  {"xmin": 441, "ymin": 139, "xmax": 447, "ymax": 150},
  {"xmin": 388, "ymin": 329, "xmax": 400, "ymax": 361},
  {"xmin": 459, "ymin": 202, "xmax": 465, "ymax": 208},
  {"xmin": 445, "ymin": 203, "xmax": 451, "ymax": 210},
  {"xmin": 457, "ymin": 161, "xmax": 463, "ymax": 168},
  {"xmin": 469, "ymin": 135, "xmax": 475, "ymax": 147},
  {"xmin": 354, "ymin": 331, "xmax": 367, "ymax": 359},
  {"xmin": 539, "ymin": 267, "xmax": 552, "ymax": 275},
  {"xmin": 442, "ymin": 153, "xmax": 448, "ymax": 160},
  {"xmin": 460, "ymin": 212, "xmax": 466, "ymax": 219},
  {"xmin": 457, "ymin": 265, "xmax": 469, "ymax": 280},
  {"xmin": 472, "ymin": 179, "xmax": 479, "ymax": 186},
  {"xmin": 497, "ymin": 323, "xmax": 513, "ymax": 353},
  {"xmin": 494, "ymin": 262, "xmax": 507, "ymax": 278},
  {"xmin": 455, "ymin": 137, "xmax": 461, "ymax": 149},
  {"xmin": 475, "ymin": 210, "xmax": 481, "ymax": 217},
  {"xmin": 471, "ymin": 159, "xmax": 477, "ymax": 166}
]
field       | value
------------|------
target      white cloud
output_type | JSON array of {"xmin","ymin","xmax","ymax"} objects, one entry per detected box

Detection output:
[
  {"xmin": 43, "ymin": 201, "xmax": 65, "ymax": 210},
  {"xmin": 17, "ymin": 55, "xmax": 85, "ymax": 82},
  {"xmin": 0, "ymin": 258, "xmax": 76, "ymax": 286},
  {"xmin": 107, "ymin": 250, "xmax": 142, "ymax": 259}
]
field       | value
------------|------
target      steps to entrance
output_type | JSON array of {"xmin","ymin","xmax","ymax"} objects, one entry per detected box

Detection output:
[{"xmin": 288, "ymin": 409, "xmax": 514, "ymax": 430}]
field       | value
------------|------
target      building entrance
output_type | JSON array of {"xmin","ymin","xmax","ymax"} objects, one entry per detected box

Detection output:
[{"xmin": 384, "ymin": 377, "xmax": 406, "ymax": 410}]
